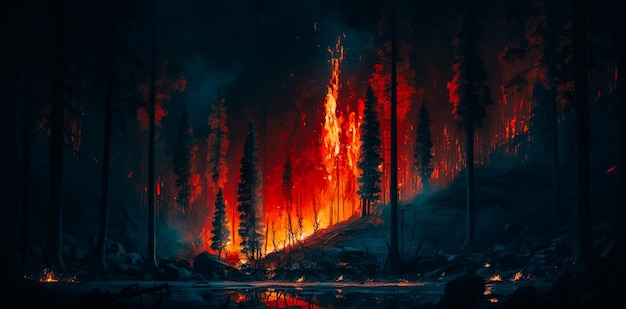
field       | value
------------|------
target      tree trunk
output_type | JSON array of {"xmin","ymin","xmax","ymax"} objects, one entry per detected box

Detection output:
[
  {"xmin": 422, "ymin": 176, "xmax": 430, "ymax": 195},
  {"xmin": 388, "ymin": 0, "xmax": 401, "ymax": 271},
  {"xmin": 547, "ymin": 88, "xmax": 562, "ymax": 231},
  {"xmin": 146, "ymin": 0, "xmax": 159, "ymax": 277},
  {"xmin": 463, "ymin": 123, "xmax": 476, "ymax": 251},
  {"xmin": 612, "ymin": 0, "xmax": 626, "ymax": 280},
  {"xmin": 362, "ymin": 199, "xmax": 366, "ymax": 217},
  {"xmin": 572, "ymin": 0, "xmax": 594, "ymax": 260},
  {"xmin": 46, "ymin": 0, "xmax": 66, "ymax": 274},
  {"xmin": 93, "ymin": 0, "xmax": 116, "ymax": 277},
  {"xmin": 4, "ymin": 2, "xmax": 21, "ymax": 281},
  {"xmin": 546, "ymin": 0, "xmax": 563, "ymax": 233},
  {"xmin": 20, "ymin": 19, "xmax": 34, "ymax": 270}
]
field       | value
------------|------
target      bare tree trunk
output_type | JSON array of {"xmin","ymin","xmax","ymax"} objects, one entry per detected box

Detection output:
[
  {"xmin": 546, "ymin": 0, "xmax": 563, "ymax": 232},
  {"xmin": 572, "ymin": 0, "xmax": 594, "ymax": 260},
  {"xmin": 19, "ymin": 14, "xmax": 34, "ymax": 269},
  {"xmin": 612, "ymin": 0, "xmax": 626, "ymax": 281},
  {"xmin": 5, "ymin": 2, "xmax": 22, "ymax": 281},
  {"xmin": 463, "ymin": 124, "xmax": 476, "ymax": 251},
  {"xmin": 146, "ymin": 0, "xmax": 159, "ymax": 277},
  {"xmin": 93, "ymin": 0, "xmax": 116, "ymax": 277},
  {"xmin": 422, "ymin": 176, "xmax": 430, "ymax": 195},
  {"xmin": 47, "ymin": 0, "xmax": 67, "ymax": 274},
  {"xmin": 616, "ymin": 0, "xmax": 626, "ymax": 260},
  {"xmin": 361, "ymin": 199, "xmax": 366, "ymax": 217},
  {"xmin": 389, "ymin": 0, "xmax": 401, "ymax": 270}
]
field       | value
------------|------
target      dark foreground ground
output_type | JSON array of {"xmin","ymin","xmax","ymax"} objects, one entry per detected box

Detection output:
[{"xmin": 10, "ymin": 164, "xmax": 626, "ymax": 308}]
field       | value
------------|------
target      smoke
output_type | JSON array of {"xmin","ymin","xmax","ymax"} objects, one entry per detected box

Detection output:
[{"xmin": 143, "ymin": 0, "xmax": 381, "ymax": 131}]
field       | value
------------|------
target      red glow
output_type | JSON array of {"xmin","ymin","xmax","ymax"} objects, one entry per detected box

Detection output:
[
  {"xmin": 606, "ymin": 165, "xmax": 616, "ymax": 173},
  {"xmin": 137, "ymin": 57, "xmax": 187, "ymax": 130},
  {"xmin": 165, "ymin": 19, "xmax": 543, "ymax": 261}
]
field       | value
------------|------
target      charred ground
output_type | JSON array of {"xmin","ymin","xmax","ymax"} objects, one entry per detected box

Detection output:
[{"xmin": 11, "ymin": 158, "xmax": 625, "ymax": 308}]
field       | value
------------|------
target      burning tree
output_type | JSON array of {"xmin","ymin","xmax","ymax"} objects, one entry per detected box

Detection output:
[
  {"xmin": 282, "ymin": 156, "xmax": 295, "ymax": 247},
  {"xmin": 206, "ymin": 87, "xmax": 229, "ymax": 236},
  {"xmin": 237, "ymin": 120, "xmax": 265, "ymax": 268},
  {"xmin": 207, "ymin": 87, "xmax": 229, "ymax": 188},
  {"xmin": 210, "ymin": 188, "xmax": 230, "ymax": 260},
  {"xmin": 357, "ymin": 86, "xmax": 384, "ymax": 217},
  {"xmin": 446, "ymin": 1, "xmax": 494, "ymax": 251},
  {"xmin": 413, "ymin": 102, "xmax": 434, "ymax": 194},
  {"xmin": 173, "ymin": 104, "xmax": 194, "ymax": 216}
]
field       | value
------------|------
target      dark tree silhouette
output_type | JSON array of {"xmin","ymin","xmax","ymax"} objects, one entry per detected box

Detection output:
[
  {"xmin": 210, "ymin": 187, "xmax": 230, "ymax": 259},
  {"xmin": 206, "ymin": 87, "xmax": 229, "ymax": 234},
  {"xmin": 571, "ymin": 0, "xmax": 594, "ymax": 261},
  {"xmin": 18, "ymin": 2, "xmax": 35, "ymax": 271},
  {"xmin": 207, "ymin": 87, "xmax": 229, "ymax": 187},
  {"xmin": 389, "ymin": 1, "xmax": 401, "ymax": 270},
  {"xmin": 413, "ymin": 102, "xmax": 434, "ymax": 194},
  {"xmin": 282, "ymin": 156, "xmax": 295, "ymax": 246},
  {"xmin": 610, "ymin": 0, "xmax": 626, "ymax": 281},
  {"xmin": 357, "ymin": 87, "xmax": 383, "ymax": 217},
  {"xmin": 46, "ymin": 0, "xmax": 68, "ymax": 274},
  {"xmin": 498, "ymin": 0, "xmax": 572, "ymax": 231},
  {"xmin": 145, "ymin": 0, "xmax": 159, "ymax": 277},
  {"xmin": 237, "ymin": 121, "xmax": 264, "ymax": 269},
  {"xmin": 446, "ymin": 0, "xmax": 494, "ymax": 252},
  {"xmin": 173, "ymin": 104, "xmax": 194, "ymax": 215},
  {"xmin": 93, "ymin": 0, "xmax": 117, "ymax": 277}
]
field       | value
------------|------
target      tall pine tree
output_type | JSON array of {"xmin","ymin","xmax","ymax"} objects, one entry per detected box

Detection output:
[
  {"xmin": 210, "ymin": 187, "xmax": 229, "ymax": 259},
  {"xmin": 357, "ymin": 86, "xmax": 384, "ymax": 217},
  {"xmin": 206, "ymin": 87, "xmax": 229, "ymax": 235},
  {"xmin": 207, "ymin": 87, "xmax": 229, "ymax": 188},
  {"xmin": 446, "ymin": 0, "xmax": 494, "ymax": 251},
  {"xmin": 414, "ymin": 102, "xmax": 434, "ymax": 194},
  {"xmin": 237, "ymin": 120, "xmax": 264, "ymax": 268},
  {"xmin": 173, "ymin": 104, "xmax": 194, "ymax": 215}
]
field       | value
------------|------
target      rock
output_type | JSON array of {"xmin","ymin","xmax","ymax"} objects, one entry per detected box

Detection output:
[
  {"xmin": 162, "ymin": 262, "xmax": 192, "ymax": 281},
  {"xmin": 192, "ymin": 251, "xmax": 238, "ymax": 280},
  {"xmin": 503, "ymin": 285, "xmax": 541, "ymax": 309},
  {"xmin": 442, "ymin": 269, "xmax": 485, "ymax": 306},
  {"xmin": 504, "ymin": 222, "xmax": 524, "ymax": 237},
  {"xmin": 106, "ymin": 242, "xmax": 126, "ymax": 255}
]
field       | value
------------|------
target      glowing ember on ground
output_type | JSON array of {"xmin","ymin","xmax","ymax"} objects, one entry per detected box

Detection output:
[
  {"xmin": 511, "ymin": 271, "xmax": 523, "ymax": 281},
  {"xmin": 39, "ymin": 268, "xmax": 59, "ymax": 283},
  {"xmin": 488, "ymin": 274, "xmax": 502, "ymax": 282},
  {"xmin": 484, "ymin": 283, "xmax": 493, "ymax": 295},
  {"xmin": 27, "ymin": 268, "xmax": 78, "ymax": 283}
]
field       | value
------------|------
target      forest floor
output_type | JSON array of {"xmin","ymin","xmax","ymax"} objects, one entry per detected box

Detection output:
[{"xmin": 12, "ymin": 160, "xmax": 625, "ymax": 308}]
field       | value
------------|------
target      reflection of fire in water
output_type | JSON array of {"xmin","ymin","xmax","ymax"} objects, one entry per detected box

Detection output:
[{"xmin": 231, "ymin": 290, "xmax": 324, "ymax": 309}]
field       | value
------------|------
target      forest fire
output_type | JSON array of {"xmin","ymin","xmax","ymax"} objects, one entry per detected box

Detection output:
[
  {"xmin": 164, "ymin": 24, "xmax": 537, "ymax": 261},
  {"xmin": 18, "ymin": 0, "xmax": 612, "ymax": 279}
]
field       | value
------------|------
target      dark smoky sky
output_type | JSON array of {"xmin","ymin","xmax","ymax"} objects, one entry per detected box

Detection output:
[
  {"xmin": 147, "ymin": 0, "xmax": 388, "ymax": 131},
  {"xmin": 11, "ymin": 0, "xmax": 520, "ymax": 157},
  {"xmin": 100, "ymin": 0, "xmax": 527, "ymax": 171}
]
